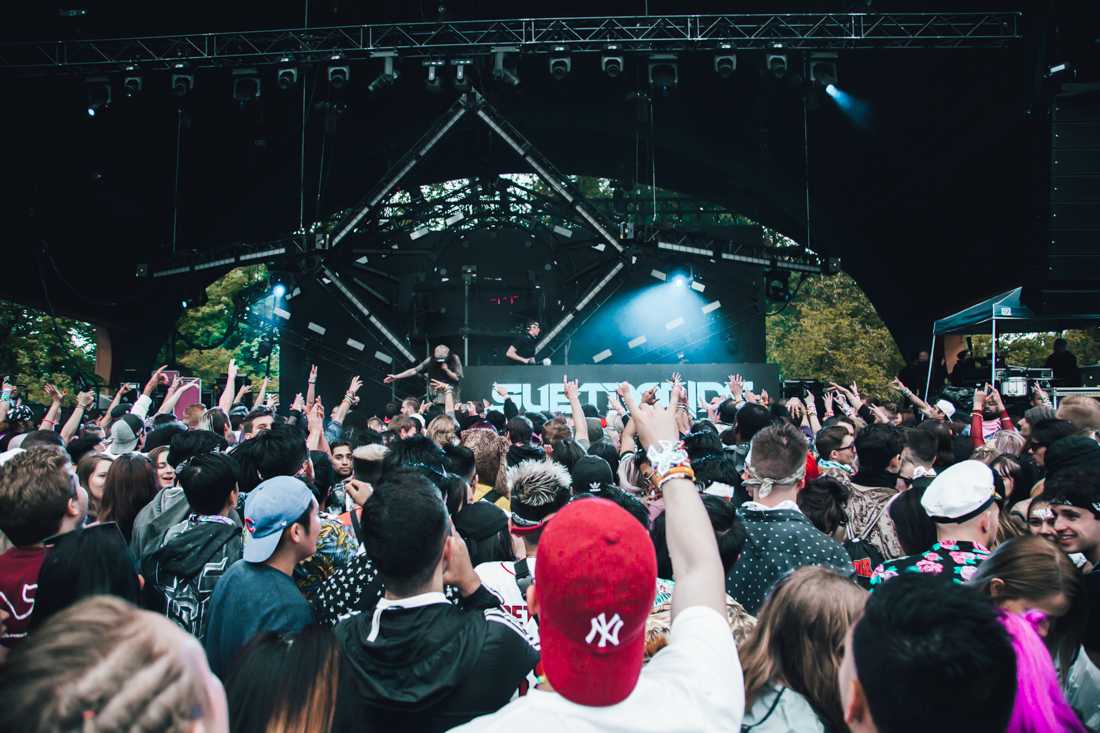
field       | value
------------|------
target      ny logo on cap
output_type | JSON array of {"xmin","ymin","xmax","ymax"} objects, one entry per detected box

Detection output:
[{"xmin": 585, "ymin": 612, "xmax": 624, "ymax": 648}]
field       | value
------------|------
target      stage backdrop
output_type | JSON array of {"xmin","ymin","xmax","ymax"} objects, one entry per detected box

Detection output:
[{"xmin": 464, "ymin": 363, "xmax": 779, "ymax": 415}]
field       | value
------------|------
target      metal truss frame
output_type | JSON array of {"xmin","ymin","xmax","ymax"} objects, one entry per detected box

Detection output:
[{"xmin": 0, "ymin": 12, "xmax": 1021, "ymax": 74}]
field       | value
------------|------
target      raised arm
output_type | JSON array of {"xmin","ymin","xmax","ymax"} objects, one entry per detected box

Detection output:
[
  {"xmin": 256, "ymin": 376, "xmax": 269, "ymax": 411},
  {"xmin": 158, "ymin": 378, "xmax": 197, "ymax": 416},
  {"xmin": 305, "ymin": 364, "xmax": 318, "ymax": 407},
  {"xmin": 306, "ymin": 398, "xmax": 325, "ymax": 453},
  {"xmin": 61, "ymin": 390, "xmax": 95, "ymax": 441},
  {"xmin": 384, "ymin": 359, "xmax": 428, "ymax": 384},
  {"xmin": 98, "ymin": 384, "xmax": 128, "ymax": 429},
  {"xmin": 39, "ymin": 385, "xmax": 64, "ymax": 432},
  {"xmin": 971, "ymin": 388, "xmax": 987, "ymax": 448},
  {"xmin": 891, "ymin": 377, "xmax": 936, "ymax": 418},
  {"xmin": 623, "ymin": 383, "xmax": 725, "ymax": 619},
  {"xmin": 332, "ymin": 375, "xmax": 361, "ymax": 427},
  {"xmin": 563, "ymin": 375, "xmax": 588, "ymax": 446},
  {"xmin": 218, "ymin": 358, "xmax": 238, "ymax": 415},
  {"xmin": 505, "ymin": 344, "xmax": 533, "ymax": 365}
]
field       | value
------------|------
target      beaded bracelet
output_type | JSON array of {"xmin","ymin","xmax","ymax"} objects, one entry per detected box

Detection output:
[{"xmin": 657, "ymin": 465, "xmax": 696, "ymax": 488}]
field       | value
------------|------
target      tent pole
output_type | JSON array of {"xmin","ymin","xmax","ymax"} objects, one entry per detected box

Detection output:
[
  {"xmin": 991, "ymin": 317, "xmax": 997, "ymax": 389},
  {"xmin": 924, "ymin": 331, "xmax": 936, "ymax": 402}
]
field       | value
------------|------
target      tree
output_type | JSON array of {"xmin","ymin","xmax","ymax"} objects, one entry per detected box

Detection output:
[
  {"xmin": 0, "ymin": 300, "xmax": 96, "ymax": 404},
  {"xmin": 170, "ymin": 265, "xmax": 280, "ymax": 393},
  {"xmin": 767, "ymin": 272, "xmax": 905, "ymax": 399}
]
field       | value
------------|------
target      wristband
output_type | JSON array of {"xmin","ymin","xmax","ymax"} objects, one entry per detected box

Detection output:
[
  {"xmin": 657, "ymin": 466, "xmax": 696, "ymax": 489},
  {"xmin": 645, "ymin": 440, "xmax": 690, "ymax": 475}
]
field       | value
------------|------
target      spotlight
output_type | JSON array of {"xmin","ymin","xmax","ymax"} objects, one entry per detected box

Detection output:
[
  {"xmin": 85, "ymin": 76, "xmax": 111, "ymax": 115},
  {"xmin": 810, "ymin": 53, "xmax": 837, "ymax": 87},
  {"xmin": 764, "ymin": 269, "xmax": 791, "ymax": 300},
  {"xmin": 368, "ymin": 53, "xmax": 399, "ymax": 93},
  {"xmin": 601, "ymin": 56, "xmax": 623, "ymax": 78},
  {"xmin": 327, "ymin": 65, "xmax": 350, "ymax": 89},
  {"xmin": 714, "ymin": 54, "xmax": 737, "ymax": 78},
  {"xmin": 273, "ymin": 284, "xmax": 287, "ymax": 298},
  {"xmin": 170, "ymin": 73, "xmax": 194, "ymax": 97},
  {"xmin": 423, "ymin": 59, "xmax": 445, "ymax": 92},
  {"xmin": 493, "ymin": 48, "xmax": 520, "ymax": 86},
  {"xmin": 452, "ymin": 59, "xmax": 471, "ymax": 90},
  {"xmin": 276, "ymin": 67, "xmax": 299, "ymax": 90},
  {"xmin": 826, "ymin": 83, "xmax": 838, "ymax": 96},
  {"xmin": 766, "ymin": 54, "xmax": 788, "ymax": 80},
  {"xmin": 122, "ymin": 75, "xmax": 143, "ymax": 98},
  {"xmin": 549, "ymin": 57, "xmax": 571, "ymax": 80},
  {"xmin": 648, "ymin": 54, "xmax": 678, "ymax": 95},
  {"xmin": 232, "ymin": 69, "xmax": 261, "ymax": 104},
  {"xmin": 673, "ymin": 276, "xmax": 685, "ymax": 287}
]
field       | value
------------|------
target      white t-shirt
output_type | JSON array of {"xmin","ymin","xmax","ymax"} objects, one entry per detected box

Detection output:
[
  {"xmin": 476, "ymin": 557, "xmax": 539, "ymax": 641},
  {"xmin": 450, "ymin": 605, "xmax": 744, "ymax": 733}
]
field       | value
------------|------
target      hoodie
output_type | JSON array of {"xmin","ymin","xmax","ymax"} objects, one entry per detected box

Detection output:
[
  {"xmin": 333, "ymin": 586, "xmax": 539, "ymax": 733},
  {"xmin": 506, "ymin": 443, "xmax": 545, "ymax": 468},
  {"xmin": 141, "ymin": 517, "xmax": 243, "ymax": 642},
  {"xmin": 453, "ymin": 502, "xmax": 513, "ymax": 567}
]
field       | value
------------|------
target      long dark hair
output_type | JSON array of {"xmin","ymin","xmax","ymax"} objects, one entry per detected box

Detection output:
[
  {"xmin": 227, "ymin": 625, "xmax": 342, "ymax": 733},
  {"xmin": 98, "ymin": 453, "xmax": 159, "ymax": 541}
]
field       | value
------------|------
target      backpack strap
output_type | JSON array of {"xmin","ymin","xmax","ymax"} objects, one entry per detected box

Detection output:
[
  {"xmin": 482, "ymin": 487, "xmax": 503, "ymax": 505},
  {"xmin": 742, "ymin": 686, "xmax": 786, "ymax": 731}
]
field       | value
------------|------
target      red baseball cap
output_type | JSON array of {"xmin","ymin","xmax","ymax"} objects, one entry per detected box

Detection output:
[{"xmin": 535, "ymin": 497, "xmax": 657, "ymax": 706}]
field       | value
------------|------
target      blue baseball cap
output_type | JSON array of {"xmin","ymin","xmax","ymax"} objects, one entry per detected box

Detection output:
[{"xmin": 243, "ymin": 476, "xmax": 314, "ymax": 563}]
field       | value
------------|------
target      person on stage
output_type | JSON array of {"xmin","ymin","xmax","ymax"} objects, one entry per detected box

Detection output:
[
  {"xmin": 384, "ymin": 344, "xmax": 463, "ymax": 403},
  {"xmin": 1045, "ymin": 338, "xmax": 1082, "ymax": 387},
  {"xmin": 505, "ymin": 320, "xmax": 541, "ymax": 365}
]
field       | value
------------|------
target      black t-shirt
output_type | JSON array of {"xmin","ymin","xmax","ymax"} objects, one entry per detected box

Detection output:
[{"xmin": 511, "ymin": 334, "xmax": 538, "ymax": 362}]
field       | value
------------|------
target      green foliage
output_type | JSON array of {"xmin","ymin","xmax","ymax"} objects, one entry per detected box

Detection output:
[
  {"xmin": 0, "ymin": 300, "xmax": 96, "ymax": 404},
  {"xmin": 970, "ymin": 329, "xmax": 1100, "ymax": 368},
  {"xmin": 766, "ymin": 273, "xmax": 906, "ymax": 399},
  {"xmin": 172, "ymin": 265, "xmax": 280, "ymax": 392}
]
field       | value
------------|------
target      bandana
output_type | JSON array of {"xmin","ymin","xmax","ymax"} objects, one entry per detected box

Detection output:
[
  {"xmin": 742, "ymin": 449, "xmax": 806, "ymax": 499},
  {"xmin": 816, "ymin": 459, "xmax": 854, "ymax": 475},
  {"xmin": 1048, "ymin": 496, "xmax": 1100, "ymax": 518}
]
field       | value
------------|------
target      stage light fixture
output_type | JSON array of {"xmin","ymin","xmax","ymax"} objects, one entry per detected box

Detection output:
[
  {"xmin": 122, "ymin": 75, "xmax": 143, "ymax": 98},
  {"xmin": 171, "ymin": 73, "xmax": 194, "ymax": 97},
  {"xmin": 276, "ymin": 67, "xmax": 299, "ymax": 90},
  {"xmin": 493, "ymin": 49, "xmax": 520, "ymax": 86},
  {"xmin": 368, "ymin": 53, "xmax": 399, "ymax": 93},
  {"xmin": 767, "ymin": 54, "xmax": 788, "ymax": 79},
  {"xmin": 714, "ymin": 54, "xmax": 737, "ymax": 78},
  {"xmin": 650, "ymin": 269, "xmax": 667, "ymax": 281},
  {"xmin": 452, "ymin": 59, "xmax": 471, "ymax": 90},
  {"xmin": 648, "ymin": 54, "xmax": 678, "ymax": 95},
  {"xmin": 765, "ymin": 269, "xmax": 791, "ymax": 300},
  {"xmin": 272, "ymin": 284, "xmax": 286, "ymax": 298},
  {"xmin": 424, "ymin": 59, "xmax": 445, "ymax": 92},
  {"xmin": 810, "ymin": 53, "xmax": 837, "ymax": 86},
  {"xmin": 327, "ymin": 65, "xmax": 350, "ymax": 89},
  {"xmin": 549, "ymin": 57, "xmax": 571, "ymax": 80},
  {"xmin": 85, "ymin": 76, "xmax": 111, "ymax": 116},
  {"xmin": 673, "ymin": 276, "xmax": 685, "ymax": 287},
  {"xmin": 232, "ymin": 68, "xmax": 261, "ymax": 104},
  {"xmin": 601, "ymin": 56, "xmax": 623, "ymax": 78}
]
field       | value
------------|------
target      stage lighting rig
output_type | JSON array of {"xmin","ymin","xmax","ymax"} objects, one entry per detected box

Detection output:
[
  {"xmin": 423, "ymin": 59, "xmax": 445, "ymax": 92},
  {"xmin": 368, "ymin": 51, "xmax": 399, "ymax": 93},
  {"xmin": 170, "ymin": 72, "xmax": 194, "ymax": 97},
  {"xmin": 232, "ymin": 68, "xmax": 261, "ymax": 104},
  {"xmin": 276, "ymin": 67, "xmax": 298, "ymax": 90},
  {"xmin": 492, "ymin": 47, "xmax": 520, "ymax": 86},
  {"xmin": 549, "ymin": 56, "xmax": 571, "ymax": 80},
  {"xmin": 452, "ymin": 59, "xmax": 471, "ymax": 90},
  {"xmin": 648, "ymin": 54, "xmax": 678, "ymax": 95},
  {"xmin": 714, "ymin": 54, "xmax": 736, "ymax": 78},
  {"xmin": 122, "ymin": 75, "xmax": 143, "ymax": 98},
  {"xmin": 85, "ymin": 76, "xmax": 110, "ymax": 116},
  {"xmin": 809, "ymin": 52, "xmax": 837, "ymax": 86},
  {"xmin": 767, "ymin": 54, "xmax": 788, "ymax": 80},
  {"xmin": 327, "ymin": 65, "xmax": 350, "ymax": 89},
  {"xmin": 602, "ymin": 56, "xmax": 623, "ymax": 78}
]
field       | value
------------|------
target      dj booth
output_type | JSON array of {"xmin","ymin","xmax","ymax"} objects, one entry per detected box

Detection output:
[{"xmin": 463, "ymin": 363, "xmax": 780, "ymax": 415}]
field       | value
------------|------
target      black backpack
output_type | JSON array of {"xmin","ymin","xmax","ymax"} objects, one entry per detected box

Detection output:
[{"xmin": 844, "ymin": 503, "xmax": 887, "ymax": 588}]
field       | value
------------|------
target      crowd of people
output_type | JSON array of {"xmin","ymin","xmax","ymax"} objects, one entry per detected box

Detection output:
[{"xmin": 0, "ymin": 354, "xmax": 1099, "ymax": 732}]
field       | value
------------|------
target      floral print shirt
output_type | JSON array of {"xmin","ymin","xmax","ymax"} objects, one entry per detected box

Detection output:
[
  {"xmin": 870, "ymin": 539, "xmax": 991, "ymax": 588},
  {"xmin": 293, "ymin": 514, "xmax": 358, "ymax": 602}
]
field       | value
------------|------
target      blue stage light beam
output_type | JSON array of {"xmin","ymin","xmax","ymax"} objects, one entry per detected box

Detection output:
[
  {"xmin": 826, "ymin": 84, "xmax": 874, "ymax": 130},
  {"xmin": 273, "ymin": 284, "xmax": 287, "ymax": 298}
]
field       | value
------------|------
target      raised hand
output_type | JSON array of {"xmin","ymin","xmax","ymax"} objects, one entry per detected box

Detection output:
[
  {"xmin": 266, "ymin": 393, "xmax": 279, "ymax": 410},
  {"xmin": 760, "ymin": 389, "xmax": 771, "ymax": 407},
  {"xmin": 608, "ymin": 392, "xmax": 625, "ymax": 414},
  {"xmin": 348, "ymin": 375, "xmax": 363, "ymax": 395},
  {"xmin": 988, "ymin": 385, "xmax": 1005, "ymax": 412},
  {"xmin": 494, "ymin": 383, "xmax": 508, "ymax": 399},
  {"xmin": 44, "ymin": 384, "xmax": 64, "ymax": 403},
  {"xmin": 642, "ymin": 386, "xmax": 658, "ymax": 406},
  {"xmin": 291, "ymin": 393, "xmax": 305, "ymax": 413},
  {"xmin": 226, "ymin": 358, "xmax": 238, "ymax": 382},
  {"xmin": 972, "ymin": 387, "xmax": 987, "ymax": 410},
  {"xmin": 563, "ymin": 375, "xmax": 580, "ymax": 401},
  {"xmin": 823, "ymin": 390, "xmax": 835, "ymax": 414},
  {"xmin": 728, "ymin": 374, "xmax": 744, "ymax": 400},
  {"xmin": 786, "ymin": 397, "xmax": 804, "ymax": 420},
  {"xmin": 383, "ymin": 374, "xmax": 397, "ymax": 384},
  {"xmin": 307, "ymin": 398, "xmax": 325, "ymax": 433},
  {"xmin": 76, "ymin": 390, "xmax": 95, "ymax": 409},
  {"xmin": 143, "ymin": 365, "xmax": 168, "ymax": 396},
  {"xmin": 309, "ymin": 364, "xmax": 318, "ymax": 383},
  {"xmin": 620, "ymin": 382, "xmax": 679, "ymax": 450}
]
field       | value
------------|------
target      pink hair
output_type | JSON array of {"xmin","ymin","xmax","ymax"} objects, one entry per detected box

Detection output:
[{"xmin": 1000, "ymin": 610, "xmax": 1084, "ymax": 733}]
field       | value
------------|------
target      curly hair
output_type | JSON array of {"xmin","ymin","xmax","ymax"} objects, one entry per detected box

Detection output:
[{"xmin": 0, "ymin": 446, "xmax": 75, "ymax": 546}]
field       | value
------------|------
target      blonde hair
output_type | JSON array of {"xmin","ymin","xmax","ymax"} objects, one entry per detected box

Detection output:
[
  {"xmin": 990, "ymin": 430, "xmax": 1026, "ymax": 456},
  {"xmin": 0, "ymin": 596, "xmax": 214, "ymax": 732},
  {"xmin": 426, "ymin": 414, "xmax": 460, "ymax": 448},
  {"xmin": 739, "ymin": 566, "xmax": 866, "ymax": 732},
  {"xmin": 1057, "ymin": 395, "xmax": 1100, "ymax": 435}
]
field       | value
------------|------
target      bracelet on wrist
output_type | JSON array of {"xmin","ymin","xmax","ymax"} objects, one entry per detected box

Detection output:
[{"xmin": 657, "ymin": 466, "xmax": 696, "ymax": 489}]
